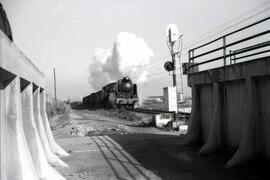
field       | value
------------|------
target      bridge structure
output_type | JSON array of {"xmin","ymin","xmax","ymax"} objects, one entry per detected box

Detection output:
[
  {"xmin": 185, "ymin": 16, "xmax": 270, "ymax": 167},
  {"xmin": 0, "ymin": 29, "xmax": 69, "ymax": 179}
]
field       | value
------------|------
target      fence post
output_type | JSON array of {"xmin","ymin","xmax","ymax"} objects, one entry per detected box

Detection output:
[
  {"xmin": 191, "ymin": 50, "xmax": 194, "ymax": 64},
  {"xmin": 188, "ymin": 50, "xmax": 191, "ymax": 63},
  {"xmin": 223, "ymin": 36, "xmax": 226, "ymax": 66}
]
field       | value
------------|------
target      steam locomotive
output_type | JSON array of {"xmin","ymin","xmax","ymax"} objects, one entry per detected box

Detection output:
[{"xmin": 83, "ymin": 77, "xmax": 138, "ymax": 109}]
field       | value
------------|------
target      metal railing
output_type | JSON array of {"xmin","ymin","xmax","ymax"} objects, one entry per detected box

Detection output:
[{"xmin": 188, "ymin": 16, "xmax": 270, "ymax": 73}]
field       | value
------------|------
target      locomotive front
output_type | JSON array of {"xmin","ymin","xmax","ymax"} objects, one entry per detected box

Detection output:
[
  {"xmin": 115, "ymin": 77, "xmax": 138, "ymax": 108},
  {"xmin": 83, "ymin": 76, "xmax": 139, "ymax": 109},
  {"xmin": 120, "ymin": 77, "xmax": 133, "ymax": 93}
]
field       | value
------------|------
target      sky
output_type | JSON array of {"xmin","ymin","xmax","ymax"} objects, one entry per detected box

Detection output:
[{"xmin": 1, "ymin": 0, "xmax": 269, "ymax": 101}]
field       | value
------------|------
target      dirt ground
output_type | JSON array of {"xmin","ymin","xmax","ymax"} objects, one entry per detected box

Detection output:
[{"xmin": 53, "ymin": 109, "xmax": 270, "ymax": 180}]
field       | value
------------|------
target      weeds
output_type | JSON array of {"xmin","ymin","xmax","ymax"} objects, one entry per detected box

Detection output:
[{"xmin": 46, "ymin": 101, "xmax": 71, "ymax": 119}]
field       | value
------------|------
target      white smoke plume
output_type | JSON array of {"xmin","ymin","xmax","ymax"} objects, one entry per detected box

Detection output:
[{"xmin": 88, "ymin": 32, "xmax": 153, "ymax": 91}]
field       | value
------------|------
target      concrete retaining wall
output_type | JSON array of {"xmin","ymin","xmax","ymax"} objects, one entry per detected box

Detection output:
[
  {"xmin": 0, "ymin": 30, "xmax": 68, "ymax": 179},
  {"xmin": 187, "ymin": 56, "xmax": 270, "ymax": 167},
  {"xmin": 257, "ymin": 78, "xmax": 270, "ymax": 158}
]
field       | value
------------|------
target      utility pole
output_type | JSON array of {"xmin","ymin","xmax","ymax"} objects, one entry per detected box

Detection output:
[
  {"xmin": 53, "ymin": 68, "xmax": 57, "ymax": 103},
  {"xmin": 169, "ymin": 29, "xmax": 177, "ymax": 87}
]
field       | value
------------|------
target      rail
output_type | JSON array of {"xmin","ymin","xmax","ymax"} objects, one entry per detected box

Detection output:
[
  {"xmin": 130, "ymin": 108, "xmax": 191, "ymax": 117},
  {"xmin": 132, "ymin": 108, "xmax": 175, "ymax": 114},
  {"xmin": 188, "ymin": 16, "xmax": 270, "ymax": 73}
]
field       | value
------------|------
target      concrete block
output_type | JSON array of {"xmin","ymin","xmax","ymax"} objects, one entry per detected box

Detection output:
[
  {"xmin": 187, "ymin": 57, "xmax": 270, "ymax": 166},
  {"xmin": 154, "ymin": 113, "xmax": 172, "ymax": 128},
  {"xmin": 40, "ymin": 90, "xmax": 69, "ymax": 157},
  {"xmin": 0, "ymin": 29, "xmax": 66, "ymax": 179},
  {"xmin": 179, "ymin": 125, "xmax": 188, "ymax": 135},
  {"xmin": 21, "ymin": 83, "xmax": 66, "ymax": 180},
  {"xmin": 172, "ymin": 121, "xmax": 178, "ymax": 129},
  {"xmin": 2, "ymin": 78, "xmax": 38, "ymax": 180},
  {"xmin": 33, "ymin": 87, "xmax": 68, "ymax": 168},
  {"xmin": 0, "ymin": 30, "xmax": 45, "ymax": 87}
]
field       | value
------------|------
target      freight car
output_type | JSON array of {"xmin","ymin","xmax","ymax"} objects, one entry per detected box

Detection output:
[{"xmin": 83, "ymin": 77, "xmax": 138, "ymax": 109}]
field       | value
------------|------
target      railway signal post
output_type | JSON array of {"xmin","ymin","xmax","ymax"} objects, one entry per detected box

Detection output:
[{"xmin": 164, "ymin": 24, "xmax": 183, "ymax": 120}]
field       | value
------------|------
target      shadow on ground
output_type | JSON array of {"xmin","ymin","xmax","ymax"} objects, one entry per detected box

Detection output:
[
  {"xmin": 107, "ymin": 134, "xmax": 270, "ymax": 180},
  {"xmin": 55, "ymin": 109, "xmax": 270, "ymax": 180}
]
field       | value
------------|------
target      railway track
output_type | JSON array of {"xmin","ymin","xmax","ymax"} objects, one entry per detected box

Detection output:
[
  {"xmin": 129, "ymin": 108, "xmax": 191, "ymax": 118},
  {"xmin": 131, "ymin": 108, "xmax": 174, "ymax": 114}
]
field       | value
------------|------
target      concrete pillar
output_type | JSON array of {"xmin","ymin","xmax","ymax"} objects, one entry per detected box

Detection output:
[
  {"xmin": 0, "ymin": 81, "xmax": 5, "ymax": 180},
  {"xmin": 33, "ymin": 87, "xmax": 68, "ymax": 168},
  {"xmin": 226, "ymin": 78, "xmax": 257, "ymax": 167},
  {"xmin": 2, "ymin": 77, "xmax": 38, "ymax": 180},
  {"xmin": 21, "ymin": 83, "xmax": 66, "ymax": 179},
  {"xmin": 186, "ymin": 85, "xmax": 201, "ymax": 144},
  {"xmin": 199, "ymin": 82, "xmax": 222, "ymax": 154},
  {"xmin": 40, "ymin": 90, "xmax": 69, "ymax": 157}
]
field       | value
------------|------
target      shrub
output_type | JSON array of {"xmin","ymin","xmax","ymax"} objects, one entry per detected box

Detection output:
[{"xmin": 46, "ymin": 101, "xmax": 71, "ymax": 119}]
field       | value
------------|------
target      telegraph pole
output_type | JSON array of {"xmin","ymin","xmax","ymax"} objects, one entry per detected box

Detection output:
[{"xmin": 53, "ymin": 68, "xmax": 57, "ymax": 103}]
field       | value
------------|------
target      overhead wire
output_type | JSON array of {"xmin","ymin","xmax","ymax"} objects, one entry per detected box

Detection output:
[
  {"xmin": 149, "ymin": 54, "xmax": 171, "ymax": 66},
  {"xmin": 148, "ymin": 1, "xmax": 270, "ymax": 68},
  {"xmin": 181, "ymin": 2, "xmax": 270, "ymax": 52},
  {"xmin": 147, "ymin": 2, "xmax": 270, "ymax": 77}
]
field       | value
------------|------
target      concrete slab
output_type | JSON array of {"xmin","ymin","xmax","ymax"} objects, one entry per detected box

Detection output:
[
  {"xmin": 52, "ymin": 109, "xmax": 270, "ymax": 180},
  {"xmin": 56, "ymin": 136, "xmax": 159, "ymax": 180},
  {"xmin": 0, "ymin": 30, "xmax": 45, "ymax": 88},
  {"xmin": 55, "ymin": 134, "xmax": 270, "ymax": 180}
]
